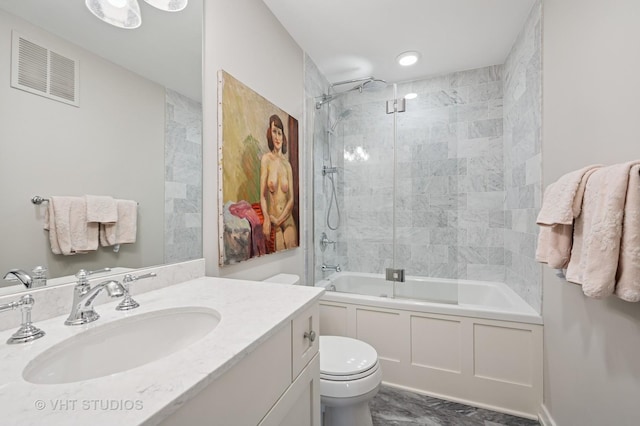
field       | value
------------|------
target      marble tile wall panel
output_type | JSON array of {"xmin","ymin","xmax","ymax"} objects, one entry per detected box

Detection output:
[
  {"xmin": 165, "ymin": 89, "xmax": 203, "ymax": 263},
  {"xmin": 305, "ymin": 55, "xmax": 346, "ymax": 282},
  {"xmin": 318, "ymin": 64, "xmax": 507, "ymax": 280},
  {"xmin": 503, "ymin": 1, "xmax": 542, "ymax": 313}
]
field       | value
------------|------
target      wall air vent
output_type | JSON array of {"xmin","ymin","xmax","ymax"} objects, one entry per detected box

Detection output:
[{"xmin": 11, "ymin": 31, "xmax": 79, "ymax": 107}]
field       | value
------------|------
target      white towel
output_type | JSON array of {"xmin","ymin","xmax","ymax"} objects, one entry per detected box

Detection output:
[
  {"xmin": 85, "ymin": 195, "xmax": 118, "ymax": 223},
  {"xmin": 44, "ymin": 196, "xmax": 98, "ymax": 255},
  {"xmin": 566, "ymin": 161, "xmax": 640, "ymax": 298},
  {"xmin": 44, "ymin": 197, "xmax": 68, "ymax": 255},
  {"xmin": 615, "ymin": 165, "xmax": 640, "ymax": 301},
  {"xmin": 100, "ymin": 200, "xmax": 137, "ymax": 247}
]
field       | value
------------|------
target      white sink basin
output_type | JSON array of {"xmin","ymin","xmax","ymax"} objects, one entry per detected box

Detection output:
[{"xmin": 23, "ymin": 307, "xmax": 221, "ymax": 384}]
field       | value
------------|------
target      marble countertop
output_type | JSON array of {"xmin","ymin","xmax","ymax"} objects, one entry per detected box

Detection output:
[{"xmin": 0, "ymin": 277, "xmax": 324, "ymax": 426}]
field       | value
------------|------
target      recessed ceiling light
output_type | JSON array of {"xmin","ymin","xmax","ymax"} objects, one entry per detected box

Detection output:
[
  {"xmin": 397, "ymin": 51, "xmax": 420, "ymax": 67},
  {"xmin": 404, "ymin": 93, "xmax": 418, "ymax": 100}
]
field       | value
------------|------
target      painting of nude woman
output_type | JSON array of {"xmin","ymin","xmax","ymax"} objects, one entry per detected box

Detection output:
[{"xmin": 217, "ymin": 70, "xmax": 299, "ymax": 266}]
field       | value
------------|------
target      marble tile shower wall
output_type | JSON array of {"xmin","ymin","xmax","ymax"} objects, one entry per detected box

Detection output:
[
  {"xmin": 339, "ymin": 67, "xmax": 506, "ymax": 279},
  {"xmin": 503, "ymin": 1, "xmax": 542, "ymax": 312},
  {"xmin": 305, "ymin": 55, "xmax": 345, "ymax": 283},
  {"xmin": 164, "ymin": 89, "xmax": 203, "ymax": 263}
]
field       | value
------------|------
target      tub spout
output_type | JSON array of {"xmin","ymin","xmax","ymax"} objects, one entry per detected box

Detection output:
[{"xmin": 321, "ymin": 264, "xmax": 341, "ymax": 273}]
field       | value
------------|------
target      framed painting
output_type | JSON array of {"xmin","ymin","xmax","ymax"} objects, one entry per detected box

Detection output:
[{"xmin": 217, "ymin": 70, "xmax": 300, "ymax": 266}]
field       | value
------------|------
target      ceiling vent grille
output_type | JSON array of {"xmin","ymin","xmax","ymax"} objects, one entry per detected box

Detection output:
[{"xmin": 11, "ymin": 31, "xmax": 79, "ymax": 107}]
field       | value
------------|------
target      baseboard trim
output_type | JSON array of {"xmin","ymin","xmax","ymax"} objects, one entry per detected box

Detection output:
[{"xmin": 538, "ymin": 404, "xmax": 557, "ymax": 426}]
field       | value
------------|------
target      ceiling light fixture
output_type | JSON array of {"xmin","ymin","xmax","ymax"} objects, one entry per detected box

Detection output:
[
  {"xmin": 85, "ymin": 0, "xmax": 188, "ymax": 29},
  {"xmin": 397, "ymin": 51, "xmax": 420, "ymax": 67},
  {"xmin": 143, "ymin": 0, "xmax": 188, "ymax": 12},
  {"xmin": 404, "ymin": 93, "xmax": 418, "ymax": 100},
  {"xmin": 85, "ymin": 0, "xmax": 142, "ymax": 29}
]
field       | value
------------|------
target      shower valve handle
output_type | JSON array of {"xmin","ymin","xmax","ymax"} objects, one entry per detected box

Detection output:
[{"xmin": 319, "ymin": 232, "xmax": 336, "ymax": 252}]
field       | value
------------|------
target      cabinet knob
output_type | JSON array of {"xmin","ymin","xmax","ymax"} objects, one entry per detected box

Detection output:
[{"xmin": 304, "ymin": 330, "xmax": 317, "ymax": 342}]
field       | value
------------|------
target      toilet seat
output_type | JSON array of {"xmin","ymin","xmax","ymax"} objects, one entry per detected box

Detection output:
[
  {"xmin": 319, "ymin": 336, "xmax": 382, "ymax": 399},
  {"xmin": 320, "ymin": 360, "xmax": 380, "ymax": 381},
  {"xmin": 320, "ymin": 336, "xmax": 378, "ymax": 376}
]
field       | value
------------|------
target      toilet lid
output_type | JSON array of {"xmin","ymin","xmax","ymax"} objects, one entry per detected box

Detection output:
[{"xmin": 320, "ymin": 336, "xmax": 378, "ymax": 377}]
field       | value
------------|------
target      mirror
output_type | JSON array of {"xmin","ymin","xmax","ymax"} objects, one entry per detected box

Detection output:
[{"xmin": 0, "ymin": 0, "xmax": 203, "ymax": 295}]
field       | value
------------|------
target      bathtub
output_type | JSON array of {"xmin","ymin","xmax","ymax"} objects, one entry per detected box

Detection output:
[
  {"xmin": 315, "ymin": 271, "xmax": 543, "ymax": 419},
  {"xmin": 316, "ymin": 271, "xmax": 541, "ymax": 325}
]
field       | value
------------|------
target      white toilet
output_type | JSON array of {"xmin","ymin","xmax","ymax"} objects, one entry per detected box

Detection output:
[
  {"xmin": 319, "ymin": 335, "xmax": 382, "ymax": 426},
  {"xmin": 263, "ymin": 274, "xmax": 383, "ymax": 426}
]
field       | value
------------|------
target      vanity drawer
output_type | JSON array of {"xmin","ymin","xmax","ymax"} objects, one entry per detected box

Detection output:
[{"xmin": 292, "ymin": 303, "xmax": 319, "ymax": 379}]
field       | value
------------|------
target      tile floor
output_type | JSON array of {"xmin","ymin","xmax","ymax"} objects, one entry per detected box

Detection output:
[{"xmin": 370, "ymin": 386, "xmax": 540, "ymax": 426}]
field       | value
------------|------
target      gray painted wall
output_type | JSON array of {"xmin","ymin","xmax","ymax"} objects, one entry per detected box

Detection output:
[
  {"xmin": 0, "ymin": 10, "xmax": 165, "ymax": 281},
  {"xmin": 202, "ymin": 0, "xmax": 307, "ymax": 281},
  {"xmin": 543, "ymin": 0, "xmax": 640, "ymax": 425}
]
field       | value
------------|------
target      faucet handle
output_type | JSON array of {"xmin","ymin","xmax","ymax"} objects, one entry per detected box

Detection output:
[
  {"xmin": 75, "ymin": 268, "xmax": 112, "ymax": 286},
  {"xmin": 116, "ymin": 273, "xmax": 156, "ymax": 311},
  {"xmin": 122, "ymin": 272, "xmax": 156, "ymax": 283},
  {"xmin": 0, "ymin": 294, "xmax": 46, "ymax": 344}
]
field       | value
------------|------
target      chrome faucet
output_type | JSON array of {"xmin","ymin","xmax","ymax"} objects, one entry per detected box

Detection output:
[
  {"xmin": 321, "ymin": 264, "xmax": 341, "ymax": 273},
  {"xmin": 65, "ymin": 269, "xmax": 124, "ymax": 326},
  {"xmin": 3, "ymin": 269, "xmax": 33, "ymax": 288}
]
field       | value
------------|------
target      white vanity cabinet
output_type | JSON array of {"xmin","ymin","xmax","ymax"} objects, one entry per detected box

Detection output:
[{"xmin": 160, "ymin": 303, "xmax": 320, "ymax": 426}]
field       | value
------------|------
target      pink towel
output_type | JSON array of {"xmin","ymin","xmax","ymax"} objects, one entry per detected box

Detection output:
[
  {"xmin": 615, "ymin": 165, "xmax": 640, "ymax": 301},
  {"xmin": 537, "ymin": 164, "xmax": 603, "ymax": 225},
  {"xmin": 99, "ymin": 200, "xmax": 137, "ymax": 246},
  {"xmin": 85, "ymin": 195, "xmax": 118, "ymax": 223},
  {"xmin": 44, "ymin": 196, "xmax": 98, "ymax": 255},
  {"xmin": 535, "ymin": 224, "xmax": 573, "ymax": 269},
  {"xmin": 536, "ymin": 166, "xmax": 600, "ymax": 268},
  {"xmin": 566, "ymin": 161, "xmax": 640, "ymax": 298}
]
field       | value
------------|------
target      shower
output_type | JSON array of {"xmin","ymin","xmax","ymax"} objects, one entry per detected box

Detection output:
[{"xmin": 317, "ymin": 76, "xmax": 387, "ymax": 230}]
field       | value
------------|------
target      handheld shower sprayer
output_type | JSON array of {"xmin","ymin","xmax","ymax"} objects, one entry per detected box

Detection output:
[{"xmin": 329, "ymin": 108, "xmax": 353, "ymax": 134}]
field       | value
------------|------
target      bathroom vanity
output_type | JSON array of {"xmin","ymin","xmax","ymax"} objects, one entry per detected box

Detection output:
[
  {"xmin": 161, "ymin": 302, "xmax": 320, "ymax": 425},
  {"xmin": 0, "ymin": 266, "xmax": 323, "ymax": 425}
]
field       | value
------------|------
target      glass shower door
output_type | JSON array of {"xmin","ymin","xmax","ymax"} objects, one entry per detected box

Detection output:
[{"xmin": 391, "ymin": 82, "xmax": 459, "ymax": 304}]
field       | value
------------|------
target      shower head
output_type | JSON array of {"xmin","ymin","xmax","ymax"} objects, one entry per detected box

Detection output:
[
  {"xmin": 359, "ymin": 78, "xmax": 387, "ymax": 92},
  {"xmin": 329, "ymin": 108, "xmax": 353, "ymax": 133},
  {"xmin": 315, "ymin": 76, "xmax": 388, "ymax": 109}
]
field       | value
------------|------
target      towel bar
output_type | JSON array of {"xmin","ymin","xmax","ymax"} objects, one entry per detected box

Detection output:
[
  {"xmin": 31, "ymin": 196, "xmax": 49, "ymax": 205},
  {"xmin": 31, "ymin": 196, "xmax": 139, "ymax": 205}
]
